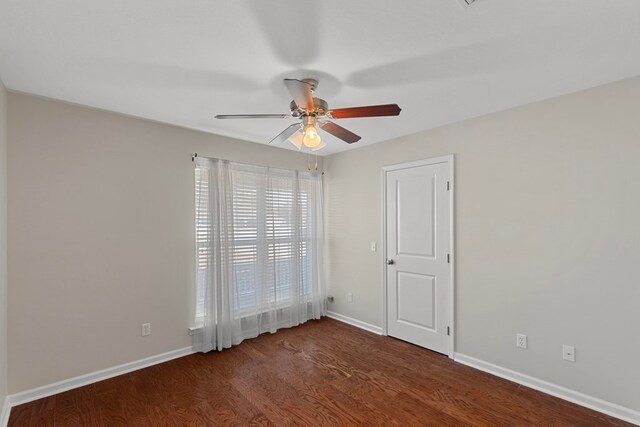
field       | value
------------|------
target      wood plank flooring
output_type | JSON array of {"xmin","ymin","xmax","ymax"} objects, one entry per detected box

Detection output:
[{"xmin": 9, "ymin": 318, "xmax": 631, "ymax": 426}]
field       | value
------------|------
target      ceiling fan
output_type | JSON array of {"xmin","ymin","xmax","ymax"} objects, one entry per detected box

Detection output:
[{"xmin": 215, "ymin": 78, "xmax": 401, "ymax": 152}]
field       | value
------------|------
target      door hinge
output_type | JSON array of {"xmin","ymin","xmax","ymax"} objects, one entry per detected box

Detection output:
[
  {"xmin": 447, "ymin": 181, "xmax": 450, "ymax": 191},
  {"xmin": 447, "ymin": 253, "xmax": 450, "ymax": 263},
  {"xmin": 447, "ymin": 326, "xmax": 451, "ymax": 336}
]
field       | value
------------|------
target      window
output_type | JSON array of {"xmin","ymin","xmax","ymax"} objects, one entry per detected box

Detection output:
[{"xmin": 195, "ymin": 160, "xmax": 319, "ymax": 319}]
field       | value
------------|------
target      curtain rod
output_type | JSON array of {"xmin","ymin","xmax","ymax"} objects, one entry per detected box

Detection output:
[{"xmin": 191, "ymin": 153, "xmax": 325, "ymax": 175}]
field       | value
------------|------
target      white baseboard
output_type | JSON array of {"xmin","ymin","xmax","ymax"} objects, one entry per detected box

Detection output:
[
  {"xmin": 6, "ymin": 346, "xmax": 195, "ymax": 413},
  {"xmin": 454, "ymin": 353, "xmax": 640, "ymax": 426},
  {"xmin": 0, "ymin": 396, "xmax": 10, "ymax": 427},
  {"xmin": 326, "ymin": 311, "xmax": 383, "ymax": 335}
]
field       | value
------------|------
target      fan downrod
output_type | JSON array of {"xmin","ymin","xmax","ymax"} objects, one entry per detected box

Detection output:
[{"xmin": 301, "ymin": 78, "xmax": 319, "ymax": 92}]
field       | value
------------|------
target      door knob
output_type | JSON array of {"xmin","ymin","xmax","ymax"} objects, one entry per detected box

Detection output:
[{"xmin": 386, "ymin": 259, "xmax": 394, "ymax": 265}]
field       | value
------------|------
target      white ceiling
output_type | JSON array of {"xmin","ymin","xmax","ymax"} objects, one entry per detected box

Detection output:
[{"xmin": 1, "ymin": 1, "xmax": 639, "ymax": 155}]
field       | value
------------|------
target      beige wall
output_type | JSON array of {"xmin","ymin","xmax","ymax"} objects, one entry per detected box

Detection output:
[
  {"xmin": 0, "ymin": 78, "xmax": 7, "ymax": 404},
  {"xmin": 324, "ymin": 76, "xmax": 640, "ymax": 411},
  {"xmin": 7, "ymin": 93, "xmax": 318, "ymax": 393}
]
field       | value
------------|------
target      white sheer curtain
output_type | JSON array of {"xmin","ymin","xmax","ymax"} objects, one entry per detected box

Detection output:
[{"xmin": 193, "ymin": 157, "xmax": 326, "ymax": 352}]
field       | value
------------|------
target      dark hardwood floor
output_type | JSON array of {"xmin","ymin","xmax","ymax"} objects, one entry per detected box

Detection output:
[{"xmin": 9, "ymin": 318, "xmax": 630, "ymax": 426}]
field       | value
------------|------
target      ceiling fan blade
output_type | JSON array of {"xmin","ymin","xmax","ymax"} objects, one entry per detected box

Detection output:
[
  {"xmin": 329, "ymin": 104, "xmax": 401, "ymax": 119},
  {"xmin": 269, "ymin": 123, "xmax": 301, "ymax": 145},
  {"xmin": 215, "ymin": 114, "xmax": 290, "ymax": 119},
  {"xmin": 319, "ymin": 121, "xmax": 361, "ymax": 144},
  {"xmin": 283, "ymin": 79, "xmax": 315, "ymax": 110}
]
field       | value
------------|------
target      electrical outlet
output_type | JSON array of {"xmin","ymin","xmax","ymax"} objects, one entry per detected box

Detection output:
[
  {"xmin": 516, "ymin": 333, "xmax": 528, "ymax": 349},
  {"xmin": 370, "ymin": 241, "xmax": 377, "ymax": 252},
  {"xmin": 347, "ymin": 292, "xmax": 353, "ymax": 303},
  {"xmin": 142, "ymin": 323, "xmax": 151, "ymax": 337},
  {"xmin": 563, "ymin": 345, "xmax": 575, "ymax": 362}
]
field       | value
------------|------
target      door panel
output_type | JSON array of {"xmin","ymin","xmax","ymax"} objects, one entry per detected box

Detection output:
[
  {"xmin": 397, "ymin": 272, "xmax": 435, "ymax": 329},
  {"xmin": 386, "ymin": 160, "xmax": 451, "ymax": 354},
  {"xmin": 396, "ymin": 175, "xmax": 435, "ymax": 257}
]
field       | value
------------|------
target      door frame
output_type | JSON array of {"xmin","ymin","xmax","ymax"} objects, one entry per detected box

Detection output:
[{"xmin": 381, "ymin": 154, "xmax": 455, "ymax": 359}]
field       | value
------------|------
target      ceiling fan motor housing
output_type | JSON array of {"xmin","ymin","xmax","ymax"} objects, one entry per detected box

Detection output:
[{"xmin": 290, "ymin": 97, "xmax": 328, "ymax": 118}]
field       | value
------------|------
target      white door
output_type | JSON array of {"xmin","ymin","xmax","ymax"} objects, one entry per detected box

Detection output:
[{"xmin": 385, "ymin": 157, "xmax": 452, "ymax": 355}]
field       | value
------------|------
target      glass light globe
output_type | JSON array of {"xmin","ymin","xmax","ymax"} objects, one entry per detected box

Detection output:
[{"xmin": 303, "ymin": 125, "xmax": 321, "ymax": 148}]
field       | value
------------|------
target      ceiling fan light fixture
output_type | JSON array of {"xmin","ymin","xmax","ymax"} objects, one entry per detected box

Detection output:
[
  {"xmin": 302, "ymin": 117, "xmax": 322, "ymax": 148},
  {"xmin": 303, "ymin": 127, "xmax": 321, "ymax": 148}
]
